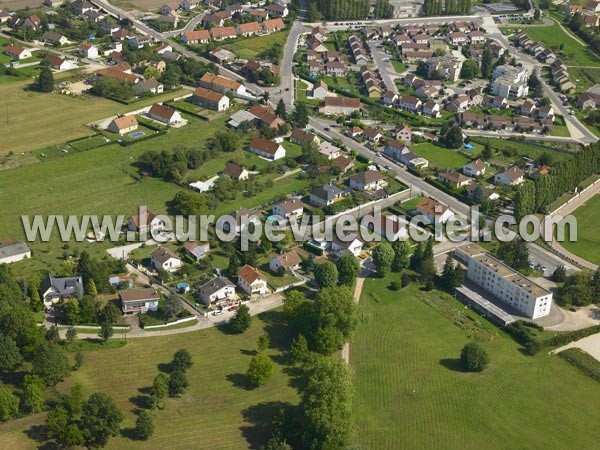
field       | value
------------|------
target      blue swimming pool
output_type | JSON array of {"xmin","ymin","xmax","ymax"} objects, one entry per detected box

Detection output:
[{"xmin": 130, "ymin": 131, "xmax": 145, "ymax": 138}]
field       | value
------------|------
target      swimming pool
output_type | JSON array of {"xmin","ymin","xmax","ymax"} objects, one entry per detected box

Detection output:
[{"xmin": 130, "ymin": 131, "xmax": 145, "ymax": 138}]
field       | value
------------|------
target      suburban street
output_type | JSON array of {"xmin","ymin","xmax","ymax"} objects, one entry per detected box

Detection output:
[{"xmin": 367, "ymin": 40, "xmax": 400, "ymax": 94}]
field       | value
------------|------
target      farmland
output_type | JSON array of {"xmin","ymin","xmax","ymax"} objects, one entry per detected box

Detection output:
[
  {"xmin": 0, "ymin": 80, "xmax": 185, "ymax": 155},
  {"xmin": 351, "ymin": 278, "xmax": 600, "ymax": 449},
  {"xmin": 559, "ymin": 193, "xmax": 600, "ymax": 265},
  {"xmin": 0, "ymin": 311, "xmax": 299, "ymax": 449}
]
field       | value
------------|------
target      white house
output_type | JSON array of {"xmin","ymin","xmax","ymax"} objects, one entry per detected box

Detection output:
[
  {"xmin": 362, "ymin": 214, "xmax": 408, "ymax": 242},
  {"xmin": 463, "ymin": 159, "xmax": 486, "ymax": 177},
  {"xmin": 494, "ymin": 165, "xmax": 525, "ymax": 186},
  {"xmin": 151, "ymin": 247, "xmax": 181, "ymax": 272},
  {"xmin": 331, "ymin": 236, "xmax": 363, "ymax": 257},
  {"xmin": 107, "ymin": 115, "xmax": 138, "ymax": 135},
  {"xmin": 4, "ymin": 45, "xmax": 32, "ymax": 60},
  {"xmin": 272, "ymin": 198, "xmax": 304, "ymax": 221},
  {"xmin": 348, "ymin": 171, "xmax": 386, "ymax": 191},
  {"xmin": 269, "ymin": 251, "xmax": 301, "ymax": 273},
  {"xmin": 248, "ymin": 137, "xmax": 286, "ymax": 161},
  {"xmin": 79, "ymin": 42, "xmax": 98, "ymax": 59},
  {"xmin": 0, "ymin": 240, "xmax": 31, "ymax": 264},
  {"xmin": 120, "ymin": 288, "xmax": 160, "ymax": 314},
  {"xmin": 413, "ymin": 197, "xmax": 453, "ymax": 224},
  {"xmin": 197, "ymin": 277, "xmax": 236, "ymax": 307},
  {"xmin": 238, "ymin": 265, "xmax": 269, "ymax": 296},
  {"xmin": 147, "ymin": 103, "xmax": 182, "ymax": 125},
  {"xmin": 128, "ymin": 210, "xmax": 165, "ymax": 233},
  {"xmin": 318, "ymin": 141, "xmax": 341, "ymax": 160},
  {"xmin": 183, "ymin": 241, "xmax": 210, "ymax": 261}
]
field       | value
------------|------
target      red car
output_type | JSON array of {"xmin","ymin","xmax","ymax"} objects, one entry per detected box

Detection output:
[{"xmin": 228, "ymin": 305, "xmax": 239, "ymax": 312}]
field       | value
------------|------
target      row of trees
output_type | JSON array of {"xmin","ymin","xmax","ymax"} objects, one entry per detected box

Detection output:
[
  {"xmin": 557, "ymin": 269, "xmax": 600, "ymax": 307},
  {"xmin": 138, "ymin": 146, "xmax": 220, "ymax": 183},
  {"xmin": 422, "ymin": 0, "xmax": 472, "ymax": 16},
  {"xmin": 313, "ymin": 254, "xmax": 361, "ymax": 289},
  {"xmin": 313, "ymin": 0, "xmax": 371, "ymax": 20},
  {"xmin": 514, "ymin": 143, "xmax": 600, "ymax": 219}
]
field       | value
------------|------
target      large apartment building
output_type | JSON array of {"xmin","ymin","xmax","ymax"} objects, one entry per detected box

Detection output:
[
  {"xmin": 455, "ymin": 244, "xmax": 552, "ymax": 319},
  {"xmin": 491, "ymin": 65, "xmax": 529, "ymax": 99}
]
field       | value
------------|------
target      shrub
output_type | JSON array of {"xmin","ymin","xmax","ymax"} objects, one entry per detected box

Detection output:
[{"xmin": 460, "ymin": 342, "xmax": 489, "ymax": 372}]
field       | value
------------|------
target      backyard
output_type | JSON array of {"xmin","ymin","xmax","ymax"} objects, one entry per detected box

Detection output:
[
  {"xmin": 222, "ymin": 31, "xmax": 289, "ymax": 62},
  {"xmin": 0, "ymin": 311, "xmax": 299, "ymax": 449},
  {"xmin": 410, "ymin": 142, "xmax": 472, "ymax": 169},
  {"xmin": 351, "ymin": 278, "xmax": 600, "ymax": 449}
]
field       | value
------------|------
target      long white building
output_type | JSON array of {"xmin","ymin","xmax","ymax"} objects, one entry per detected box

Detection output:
[{"xmin": 455, "ymin": 244, "xmax": 552, "ymax": 319}]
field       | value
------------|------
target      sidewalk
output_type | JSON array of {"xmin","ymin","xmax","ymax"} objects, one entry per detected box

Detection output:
[{"xmin": 342, "ymin": 266, "xmax": 371, "ymax": 363}]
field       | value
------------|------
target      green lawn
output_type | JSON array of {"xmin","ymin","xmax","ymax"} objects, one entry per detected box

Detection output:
[
  {"xmin": 0, "ymin": 80, "xmax": 186, "ymax": 154},
  {"xmin": 351, "ymin": 278, "xmax": 600, "ymax": 449},
  {"xmin": 410, "ymin": 143, "xmax": 470, "ymax": 169},
  {"xmin": 222, "ymin": 30, "xmax": 289, "ymax": 61},
  {"xmin": 296, "ymin": 80, "xmax": 308, "ymax": 101},
  {"xmin": 569, "ymin": 67, "xmax": 600, "ymax": 93},
  {"xmin": 522, "ymin": 23, "xmax": 600, "ymax": 67},
  {"xmin": 559, "ymin": 193, "xmax": 600, "ymax": 265},
  {"xmin": 390, "ymin": 59, "xmax": 406, "ymax": 74},
  {"xmin": 0, "ymin": 311, "xmax": 298, "ymax": 450}
]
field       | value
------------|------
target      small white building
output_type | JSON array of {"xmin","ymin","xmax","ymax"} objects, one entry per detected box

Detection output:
[
  {"xmin": 151, "ymin": 247, "xmax": 182, "ymax": 273},
  {"xmin": 238, "ymin": 265, "xmax": 269, "ymax": 296},
  {"xmin": 0, "ymin": 240, "xmax": 31, "ymax": 264},
  {"xmin": 269, "ymin": 251, "xmax": 301, "ymax": 273},
  {"xmin": 197, "ymin": 277, "xmax": 236, "ymax": 307},
  {"xmin": 79, "ymin": 42, "xmax": 98, "ymax": 59},
  {"xmin": 272, "ymin": 198, "xmax": 304, "ymax": 220},
  {"xmin": 463, "ymin": 159, "xmax": 486, "ymax": 177},
  {"xmin": 494, "ymin": 165, "xmax": 525, "ymax": 186},
  {"xmin": 120, "ymin": 288, "xmax": 160, "ymax": 314},
  {"xmin": 248, "ymin": 137, "xmax": 286, "ymax": 161}
]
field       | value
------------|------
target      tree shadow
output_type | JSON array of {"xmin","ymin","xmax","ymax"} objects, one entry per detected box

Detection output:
[
  {"xmin": 226, "ymin": 372, "xmax": 253, "ymax": 390},
  {"xmin": 240, "ymin": 348, "xmax": 256, "ymax": 356},
  {"xmin": 439, "ymin": 358, "xmax": 467, "ymax": 373},
  {"xmin": 138, "ymin": 386, "xmax": 153, "ymax": 396},
  {"xmin": 24, "ymin": 424, "xmax": 47, "ymax": 444},
  {"xmin": 157, "ymin": 362, "xmax": 172, "ymax": 374},
  {"xmin": 129, "ymin": 394, "xmax": 152, "ymax": 411},
  {"xmin": 240, "ymin": 401, "xmax": 297, "ymax": 449},
  {"xmin": 120, "ymin": 427, "xmax": 139, "ymax": 441}
]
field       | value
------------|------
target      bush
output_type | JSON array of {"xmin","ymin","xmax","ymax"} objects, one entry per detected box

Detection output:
[
  {"xmin": 460, "ymin": 341, "xmax": 489, "ymax": 372},
  {"xmin": 559, "ymin": 348, "xmax": 600, "ymax": 383},
  {"xmin": 389, "ymin": 281, "xmax": 402, "ymax": 291}
]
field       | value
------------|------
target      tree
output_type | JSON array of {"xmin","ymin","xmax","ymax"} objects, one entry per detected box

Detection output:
[
  {"xmin": 0, "ymin": 335, "xmax": 22, "ymax": 373},
  {"xmin": 481, "ymin": 45, "xmax": 493, "ymax": 79},
  {"xmin": 171, "ymin": 348, "xmax": 193, "ymax": 373},
  {"xmin": 292, "ymin": 102, "xmax": 309, "ymax": 127},
  {"xmin": 168, "ymin": 370, "xmax": 189, "ymax": 397},
  {"xmin": 313, "ymin": 287, "xmax": 358, "ymax": 355},
  {"xmin": 62, "ymin": 424, "xmax": 85, "ymax": 448},
  {"xmin": 276, "ymin": 98, "xmax": 287, "ymax": 119},
  {"xmin": 336, "ymin": 255, "xmax": 360, "ymax": 286},
  {"xmin": 32, "ymin": 342, "xmax": 71, "ymax": 386},
  {"xmin": 22, "ymin": 375, "xmax": 45, "ymax": 413},
  {"xmin": 99, "ymin": 319, "xmax": 114, "ymax": 342},
  {"xmin": 445, "ymin": 126, "xmax": 463, "ymax": 149},
  {"xmin": 559, "ymin": 271, "xmax": 595, "ymax": 307},
  {"xmin": 0, "ymin": 384, "xmax": 19, "ymax": 422},
  {"xmin": 100, "ymin": 302, "xmax": 121, "ymax": 324},
  {"xmin": 135, "ymin": 410, "xmax": 154, "ymax": 440},
  {"xmin": 257, "ymin": 333, "xmax": 270, "ymax": 352},
  {"xmin": 552, "ymin": 265, "xmax": 567, "ymax": 283},
  {"xmin": 497, "ymin": 238, "xmax": 529, "ymax": 271},
  {"xmin": 74, "ymin": 351, "xmax": 84, "ymax": 370},
  {"xmin": 230, "ymin": 304, "xmax": 251, "ymax": 333},
  {"xmin": 314, "ymin": 262, "xmax": 339, "ymax": 289},
  {"xmin": 290, "ymin": 334, "xmax": 310, "ymax": 364},
  {"xmin": 391, "ymin": 240, "xmax": 410, "ymax": 272},
  {"xmin": 246, "ymin": 352, "xmax": 273, "ymax": 387},
  {"xmin": 87, "ymin": 279, "xmax": 98, "ymax": 297},
  {"xmin": 460, "ymin": 341, "xmax": 489, "ymax": 372},
  {"xmin": 460, "ymin": 58, "xmax": 479, "ymax": 79},
  {"xmin": 300, "ymin": 358, "xmax": 354, "ymax": 450},
  {"xmin": 593, "ymin": 268, "xmax": 600, "ymax": 302},
  {"xmin": 372, "ymin": 243, "xmax": 394, "ymax": 277},
  {"xmin": 214, "ymin": 131, "xmax": 240, "ymax": 152},
  {"xmin": 34, "ymin": 66, "xmax": 54, "ymax": 92},
  {"xmin": 151, "ymin": 373, "xmax": 169, "ymax": 409},
  {"xmin": 80, "ymin": 392, "xmax": 124, "ymax": 448},
  {"xmin": 439, "ymin": 254, "xmax": 463, "ymax": 292},
  {"xmin": 66, "ymin": 327, "xmax": 78, "ymax": 342},
  {"xmin": 46, "ymin": 405, "xmax": 69, "ymax": 440}
]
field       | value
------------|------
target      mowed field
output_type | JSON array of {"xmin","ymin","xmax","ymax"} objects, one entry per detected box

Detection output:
[
  {"xmin": 0, "ymin": 81, "xmax": 184, "ymax": 155},
  {"xmin": 410, "ymin": 143, "xmax": 472, "ymax": 169},
  {"xmin": 350, "ymin": 278, "xmax": 600, "ymax": 449},
  {"xmin": 0, "ymin": 311, "xmax": 299, "ymax": 449},
  {"xmin": 523, "ymin": 23, "xmax": 600, "ymax": 67},
  {"xmin": 559, "ymin": 193, "xmax": 600, "ymax": 265},
  {"xmin": 223, "ymin": 31, "xmax": 289, "ymax": 61}
]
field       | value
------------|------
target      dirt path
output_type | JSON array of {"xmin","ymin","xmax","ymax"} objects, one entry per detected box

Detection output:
[
  {"xmin": 341, "ymin": 269, "xmax": 369, "ymax": 363},
  {"xmin": 552, "ymin": 332, "xmax": 600, "ymax": 362}
]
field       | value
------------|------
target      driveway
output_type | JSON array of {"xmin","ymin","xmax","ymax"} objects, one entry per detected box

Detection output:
[{"xmin": 367, "ymin": 40, "xmax": 399, "ymax": 94}]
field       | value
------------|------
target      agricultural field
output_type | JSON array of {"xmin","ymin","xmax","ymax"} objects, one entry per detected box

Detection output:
[
  {"xmin": 351, "ymin": 278, "xmax": 600, "ymax": 449},
  {"xmin": 521, "ymin": 23, "xmax": 600, "ymax": 67},
  {"xmin": 0, "ymin": 312, "xmax": 299, "ymax": 449},
  {"xmin": 410, "ymin": 142, "xmax": 471, "ymax": 169},
  {"xmin": 0, "ymin": 80, "xmax": 185, "ymax": 155},
  {"xmin": 223, "ymin": 31, "xmax": 289, "ymax": 62},
  {"xmin": 559, "ymin": 193, "xmax": 600, "ymax": 265}
]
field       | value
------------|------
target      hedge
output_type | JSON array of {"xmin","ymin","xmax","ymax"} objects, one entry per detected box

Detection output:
[
  {"xmin": 303, "ymin": 241, "xmax": 324, "ymax": 256},
  {"xmin": 558, "ymin": 348, "xmax": 600, "ymax": 383}
]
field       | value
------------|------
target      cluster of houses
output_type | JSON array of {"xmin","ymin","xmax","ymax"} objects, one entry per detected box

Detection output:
[
  {"xmin": 181, "ymin": 17, "xmax": 285, "ymax": 44},
  {"xmin": 549, "ymin": 60, "xmax": 576, "ymax": 94},
  {"xmin": 105, "ymin": 101, "xmax": 183, "ymax": 135},
  {"xmin": 304, "ymin": 27, "xmax": 349, "ymax": 76},
  {"xmin": 565, "ymin": 1, "xmax": 600, "ymax": 28},
  {"xmin": 348, "ymin": 33, "xmax": 370, "ymax": 65},
  {"xmin": 457, "ymin": 107, "xmax": 554, "ymax": 134}
]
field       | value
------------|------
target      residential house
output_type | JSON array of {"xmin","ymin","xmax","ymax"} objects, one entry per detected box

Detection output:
[
  {"xmin": 396, "ymin": 124, "xmax": 412, "ymax": 142},
  {"xmin": 135, "ymin": 78, "xmax": 164, "ymax": 95},
  {"xmin": 519, "ymin": 100, "xmax": 536, "ymax": 116},
  {"xmin": 438, "ymin": 171, "xmax": 472, "ymax": 189},
  {"xmin": 45, "ymin": 54, "xmax": 70, "ymax": 71},
  {"xmin": 107, "ymin": 115, "xmax": 138, "ymax": 135},
  {"xmin": 160, "ymin": 2, "xmax": 179, "ymax": 15},
  {"xmin": 363, "ymin": 214, "xmax": 408, "ymax": 242},
  {"xmin": 248, "ymin": 137, "xmax": 286, "ymax": 160},
  {"xmin": 220, "ymin": 208, "xmax": 261, "ymax": 234},
  {"xmin": 290, "ymin": 128, "xmax": 319, "ymax": 146},
  {"xmin": 247, "ymin": 105, "xmax": 285, "ymax": 128},
  {"xmin": 236, "ymin": 21, "xmax": 262, "ymax": 37},
  {"xmin": 238, "ymin": 265, "xmax": 268, "ymax": 296},
  {"xmin": 0, "ymin": 240, "xmax": 31, "ymax": 264},
  {"xmin": 422, "ymin": 101, "xmax": 440, "ymax": 118},
  {"xmin": 199, "ymin": 72, "xmax": 246, "ymax": 95},
  {"xmin": 4, "ymin": 45, "xmax": 32, "ymax": 60},
  {"xmin": 182, "ymin": 30, "xmax": 211, "ymax": 44},
  {"xmin": 182, "ymin": 0, "xmax": 201, "ymax": 10},
  {"xmin": 318, "ymin": 97, "xmax": 361, "ymax": 115},
  {"xmin": 467, "ymin": 184, "xmax": 499, "ymax": 202},
  {"xmin": 318, "ymin": 141, "xmax": 342, "ymax": 160},
  {"xmin": 262, "ymin": 18, "xmax": 285, "ymax": 33},
  {"xmin": 190, "ymin": 86, "xmax": 230, "ymax": 111},
  {"xmin": 537, "ymin": 105, "xmax": 554, "ymax": 120},
  {"xmin": 128, "ymin": 35, "xmax": 152, "ymax": 49},
  {"xmin": 272, "ymin": 198, "xmax": 304, "ymax": 221},
  {"xmin": 577, "ymin": 92, "xmax": 600, "ymax": 110},
  {"xmin": 494, "ymin": 165, "xmax": 525, "ymax": 186},
  {"xmin": 530, "ymin": 166, "xmax": 551, "ymax": 180},
  {"xmin": 209, "ymin": 47, "xmax": 236, "ymax": 63},
  {"xmin": 413, "ymin": 197, "xmax": 453, "ymax": 224},
  {"xmin": 223, "ymin": 161, "xmax": 249, "ymax": 181},
  {"xmin": 269, "ymin": 251, "xmax": 301, "ymax": 273},
  {"xmin": 332, "ymin": 155, "xmax": 355, "ymax": 173},
  {"xmin": 120, "ymin": 288, "xmax": 160, "ymax": 314},
  {"xmin": 249, "ymin": 8, "xmax": 269, "ymax": 22},
  {"xmin": 463, "ymin": 159, "xmax": 486, "ymax": 177},
  {"xmin": 331, "ymin": 235, "xmax": 363, "ymax": 257},
  {"xmin": 211, "ymin": 26, "xmax": 237, "ymax": 41},
  {"xmin": 196, "ymin": 277, "xmax": 236, "ymax": 307},
  {"xmin": 398, "ymin": 95, "xmax": 422, "ymax": 113},
  {"xmin": 266, "ymin": 3, "xmax": 288, "ymax": 17},
  {"xmin": 312, "ymin": 80, "xmax": 328, "ymax": 99},
  {"xmin": 448, "ymin": 32, "xmax": 468, "ymax": 45},
  {"xmin": 147, "ymin": 103, "xmax": 182, "ymax": 125},
  {"xmin": 363, "ymin": 128, "xmax": 382, "ymax": 142},
  {"xmin": 382, "ymin": 90, "xmax": 398, "ymax": 106},
  {"xmin": 183, "ymin": 241, "xmax": 210, "ymax": 261},
  {"xmin": 40, "ymin": 274, "xmax": 84, "ymax": 306},
  {"xmin": 41, "ymin": 31, "xmax": 68, "ymax": 46},
  {"xmin": 151, "ymin": 247, "xmax": 182, "ymax": 272},
  {"xmin": 310, "ymin": 184, "xmax": 343, "ymax": 207},
  {"xmin": 128, "ymin": 210, "xmax": 165, "ymax": 233},
  {"xmin": 349, "ymin": 171, "xmax": 386, "ymax": 191}
]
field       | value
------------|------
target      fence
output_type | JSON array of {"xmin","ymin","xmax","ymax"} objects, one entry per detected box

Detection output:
[
  {"xmin": 142, "ymin": 315, "xmax": 198, "ymax": 330},
  {"xmin": 57, "ymin": 324, "xmax": 130, "ymax": 331}
]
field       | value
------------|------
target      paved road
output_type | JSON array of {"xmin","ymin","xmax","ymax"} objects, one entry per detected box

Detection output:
[
  {"xmin": 309, "ymin": 14, "xmax": 484, "ymax": 31},
  {"xmin": 367, "ymin": 40, "xmax": 399, "ymax": 95},
  {"xmin": 164, "ymin": 10, "xmax": 207, "ymax": 37},
  {"xmin": 463, "ymin": 129, "xmax": 589, "ymax": 145}
]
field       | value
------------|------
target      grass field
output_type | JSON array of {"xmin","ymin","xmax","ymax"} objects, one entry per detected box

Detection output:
[
  {"xmin": 559, "ymin": 192, "xmax": 600, "ymax": 265},
  {"xmin": 0, "ymin": 311, "xmax": 298, "ymax": 449},
  {"xmin": 522, "ymin": 23, "xmax": 600, "ymax": 67},
  {"xmin": 351, "ymin": 278, "xmax": 600, "ymax": 449},
  {"xmin": 390, "ymin": 59, "xmax": 406, "ymax": 74},
  {"xmin": 0, "ymin": 81, "xmax": 185, "ymax": 155},
  {"xmin": 223, "ymin": 31, "xmax": 289, "ymax": 61},
  {"xmin": 410, "ymin": 143, "xmax": 471, "ymax": 169}
]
